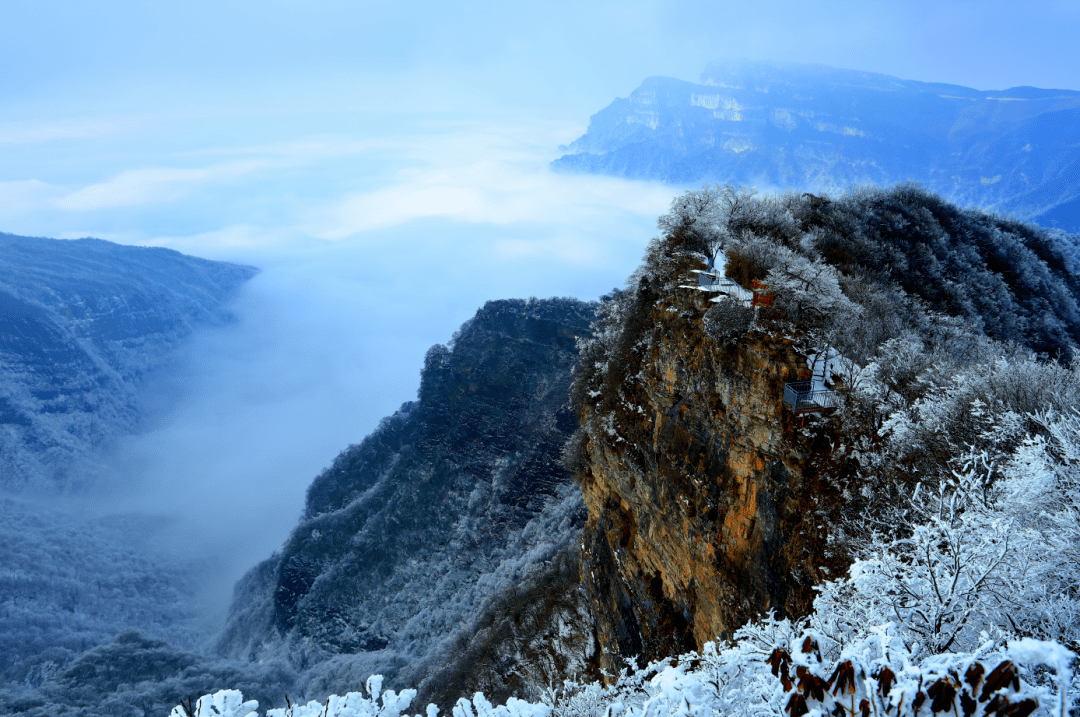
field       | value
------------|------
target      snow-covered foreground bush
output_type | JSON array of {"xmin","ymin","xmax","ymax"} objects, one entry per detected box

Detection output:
[
  {"xmin": 168, "ymin": 675, "xmax": 419, "ymax": 717},
  {"xmin": 170, "ymin": 626, "xmax": 1073, "ymax": 717},
  {"xmin": 171, "ymin": 400, "xmax": 1079, "ymax": 717},
  {"xmin": 169, "ymin": 674, "xmax": 548, "ymax": 717}
]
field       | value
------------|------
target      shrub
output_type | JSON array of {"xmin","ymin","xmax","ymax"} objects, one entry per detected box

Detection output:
[{"xmin": 703, "ymin": 299, "xmax": 754, "ymax": 343}]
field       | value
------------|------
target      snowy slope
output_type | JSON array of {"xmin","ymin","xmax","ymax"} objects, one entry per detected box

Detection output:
[
  {"xmin": 216, "ymin": 298, "xmax": 598, "ymax": 707},
  {"xmin": 0, "ymin": 232, "xmax": 257, "ymax": 493},
  {"xmin": 0, "ymin": 232, "xmax": 258, "ymax": 702}
]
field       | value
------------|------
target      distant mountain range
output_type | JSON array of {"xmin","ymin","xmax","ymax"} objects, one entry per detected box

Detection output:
[
  {"xmin": 0, "ymin": 233, "xmax": 256, "ymax": 493},
  {"xmin": 553, "ymin": 61, "xmax": 1080, "ymax": 232}
]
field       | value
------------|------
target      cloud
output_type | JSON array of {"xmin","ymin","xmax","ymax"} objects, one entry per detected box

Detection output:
[
  {"xmin": 0, "ymin": 116, "xmax": 140, "ymax": 144},
  {"xmin": 492, "ymin": 232, "xmax": 606, "ymax": 265},
  {"xmin": 53, "ymin": 160, "xmax": 278, "ymax": 211},
  {"xmin": 304, "ymin": 125, "xmax": 673, "ymax": 241},
  {"xmin": 6, "ymin": 134, "xmax": 411, "ymax": 218},
  {"xmin": 187, "ymin": 135, "xmax": 400, "ymax": 160},
  {"xmin": 0, "ymin": 180, "xmax": 62, "ymax": 214},
  {"xmin": 313, "ymin": 162, "xmax": 667, "ymax": 236}
]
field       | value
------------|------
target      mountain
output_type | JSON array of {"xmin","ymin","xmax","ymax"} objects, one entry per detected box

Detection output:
[
  {"xmin": 564, "ymin": 183, "xmax": 1080, "ymax": 674},
  {"xmin": 0, "ymin": 233, "xmax": 258, "ymax": 709},
  {"xmin": 552, "ymin": 61, "xmax": 1080, "ymax": 231},
  {"xmin": 2, "ymin": 296, "xmax": 599, "ymax": 716},
  {"xmin": 215, "ymin": 298, "xmax": 599, "ymax": 708},
  {"xmin": 0, "ymin": 232, "xmax": 258, "ymax": 493},
  {"xmin": 13, "ymin": 186, "xmax": 1080, "ymax": 717}
]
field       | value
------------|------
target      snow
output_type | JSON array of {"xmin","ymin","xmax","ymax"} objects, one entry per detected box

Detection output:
[{"xmin": 178, "ymin": 626, "xmax": 1074, "ymax": 717}]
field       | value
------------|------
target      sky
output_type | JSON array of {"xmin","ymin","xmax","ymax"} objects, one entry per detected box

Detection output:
[{"xmin": 3, "ymin": 0, "xmax": 1078, "ymax": 623}]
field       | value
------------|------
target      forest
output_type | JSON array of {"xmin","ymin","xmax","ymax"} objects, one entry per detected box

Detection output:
[{"xmin": 10, "ymin": 184, "xmax": 1080, "ymax": 717}]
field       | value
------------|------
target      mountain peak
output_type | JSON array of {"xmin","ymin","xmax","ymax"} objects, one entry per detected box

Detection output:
[{"xmin": 554, "ymin": 61, "xmax": 1080, "ymax": 231}]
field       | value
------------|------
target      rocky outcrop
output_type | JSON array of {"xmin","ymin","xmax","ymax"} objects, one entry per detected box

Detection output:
[
  {"xmin": 570, "ymin": 254, "xmax": 853, "ymax": 676},
  {"xmin": 216, "ymin": 298, "xmax": 599, "ymax": 707}
]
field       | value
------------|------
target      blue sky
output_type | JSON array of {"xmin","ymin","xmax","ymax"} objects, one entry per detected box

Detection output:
[
  {"xmin": 3, "ymin": 0, "xmax": 1078, "ymax": 112},
  {"xmin": 4, "ymin": 0, "xmax": 1077, "ymax": 613},
  {"xmin": 4, "ymin": 0, "xmax": 1077, "ymax": 256}
]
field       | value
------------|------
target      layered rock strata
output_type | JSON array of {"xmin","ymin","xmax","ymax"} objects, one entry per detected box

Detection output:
[{"xmin": 570, "ymin": 256, "xmax": 852, "ymax": 676}]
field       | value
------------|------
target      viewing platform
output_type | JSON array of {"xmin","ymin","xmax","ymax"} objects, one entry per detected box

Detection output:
[
  {"xmin": 782, "ymin": 381, "xmax": 838, "ymax": 414},
  {"xmin": 680, "ymin": 269, "xmax": 754, "ymax": 304}
]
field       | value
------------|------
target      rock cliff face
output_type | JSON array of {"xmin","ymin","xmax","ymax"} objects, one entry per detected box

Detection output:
[
  {"xmin": 570, "ymin": 256, "xmax": 852, "ymax": 676},
  {"xmin": 553, "ymin": 60, "xmax": 1080, "ymax": 230},
  {"xmin": 216, "ymin": 298, "xmax": 599, "ymax": 707}
]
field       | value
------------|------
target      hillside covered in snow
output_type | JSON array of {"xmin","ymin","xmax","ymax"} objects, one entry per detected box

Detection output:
[
  {"xmin": 0, "ymin": 233, "xmax": 258, "ymax": 713},
  {"xmin": 0, "ymin": 232, "xmax": 257, "ymax": 493}
]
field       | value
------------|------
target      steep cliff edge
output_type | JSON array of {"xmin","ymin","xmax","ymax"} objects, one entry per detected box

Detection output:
[
  {"xmin": 567, "ymin": 183, "xmax": 1080, "ymax": 676},
  {"xmin": 216, "ymin": 298, "xmax": 599, "ymax": 707},
  {"xmin": 570, "ymin": 259, "xmax": 850, "ymax": 676}
]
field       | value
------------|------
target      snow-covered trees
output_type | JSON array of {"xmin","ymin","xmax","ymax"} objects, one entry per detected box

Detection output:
[
  {"xmin": 174, "ymin": 625, "xmax": 1073, "ymax": 717},
  {"xmin": 656, "ymin": 184, "xmax": 760, "ymax": 266},
  {"xmin": 703, "ymin": 298, "xmax": 754, "ymax": 343},
  {"xmin": 816, "ymin": 364, "xmax": 1080, "ymax": 658}
]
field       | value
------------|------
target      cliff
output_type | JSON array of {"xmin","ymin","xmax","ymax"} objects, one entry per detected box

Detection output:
[
  {"xmin": 216, "ymin": 298, "xmax": 599, "ymax": 707},
  {"xmin": 567, "ymin": 183, "xmax": 1080, "ymax": 676},
  {"xmin": 569, "ymin": 255, "xmax": 853, "ymax": 676}
]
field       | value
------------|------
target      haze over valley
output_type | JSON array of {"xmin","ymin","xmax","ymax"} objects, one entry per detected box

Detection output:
[{"xmin": 2, "ymin": 2, "xmax": 1080, "ymax": 715}]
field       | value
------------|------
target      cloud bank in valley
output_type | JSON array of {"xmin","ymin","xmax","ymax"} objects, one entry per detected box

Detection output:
[
  {"xmin": 1, "ymin": 0, "xmax": 1075, "ymax": 632},
  {"xmin": 54, "ymin": 115, "xmax": 675, "ymax": 618}
]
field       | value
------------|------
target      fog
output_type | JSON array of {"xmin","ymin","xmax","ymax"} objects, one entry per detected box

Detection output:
[
  {"xmin": 2, "ymin": 0, "xmax": 1077, "ymax": 632},
  {"xmin": 91, "ymin": 119, "xmax": 675, "ymax": 619}
]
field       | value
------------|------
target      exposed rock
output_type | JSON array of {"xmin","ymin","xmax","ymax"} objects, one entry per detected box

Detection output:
[{"xmin": 571, "ymin": 253, "xmax": 853, "ymax": 676}]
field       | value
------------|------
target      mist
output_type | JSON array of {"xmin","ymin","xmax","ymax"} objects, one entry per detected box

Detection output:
[
  {"xmin": 2, "ymin": 0, "xmax": 1077, "ymax": 638},
  {"xmin": 79, "ymin": 119, "xmax": 674, "ymax": 622}
]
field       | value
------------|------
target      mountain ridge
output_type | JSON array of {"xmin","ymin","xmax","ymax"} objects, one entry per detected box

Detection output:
[
  {"xmin": 553, "ymin": 60, "xmax": 1080, "ymax": 231},
  {"xmin": 0, "ymin": 231, "xmax": 258, "ymax": 493},
  {"xmin": 215, "ymin": 297, "xmax": 599, "ymax": 707}
]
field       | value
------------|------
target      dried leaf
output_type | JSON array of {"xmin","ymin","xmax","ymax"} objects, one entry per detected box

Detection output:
[{"xmin": 927, "ymin": 678, "xmax": 957, "ymax": 713}]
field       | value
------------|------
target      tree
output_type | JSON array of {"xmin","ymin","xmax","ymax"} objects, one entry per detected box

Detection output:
[{"xmin": 656, "ymin": 184, "xmax": 760, "ymax": 267}]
